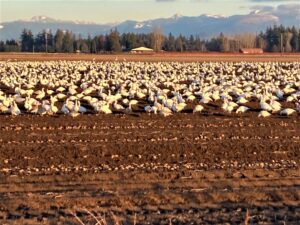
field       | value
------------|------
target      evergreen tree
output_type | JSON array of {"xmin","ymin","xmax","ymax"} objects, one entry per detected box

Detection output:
[
  {"xmin": 96, "ymin": 35, "xmax": 106, "ymax": 52},
  {"xmin": 2, "ymin": 25, "xmax": 300, "ymax": 53},
  {"xmin": 74, "ymin": 34, "xmax": 82, "ymax": 52},
  {"xmin": 166, "ymin": 33, "xmax": 176, "ymax": 51},
  {"xmin": 256, "ymin": 32, "xmax": 267, "ymax": 50},
  {"xmin": 175, "ymin": 36, "xmax": 183, "ymax": 52},
  {"xmin": 4, "ymin": 40, "xmax": 21, "ymax": 52},
  {"xmin": 47, "ymin": 30, "xmax": 55, "ymax": 53},
  {"xmin": 106, "ymin": 30, "xmax": 121, "ymax": 52},
  {"xmin": 206, "ymin": 37, "xmax": 219, "ymax": 51},
  {"xmin": 21, "ymin": 29, "xmax": 34, "ymax": 52},
  {"xmin": 91, "ymin": 37, "xmax": 97, "ymax": 53},
  {"xmin": 62, "ymin": 31, "xmax": 74, "ymax": 53},
  {"xmin": 0, "ymin": 41, "xmax": 5, "ymax": 52},
  {"xmin": 87, "ymin": 34, "xmax": 92, "ymax": 52},
  {"xmin": 54, "ymin": 29, "xmax": 64, "ymax": 52},
  {"xmin": 34, "ymin": 30, "xmax": 53, "ymax": 52},
  {"xmin": 265, "ymin": 26, "xmax": 281, "ymax": 52},
  {"xmin": 219, "ymin": 33, "xmax": 230, "ymax": 52},
  {"xmin": 290, "ymin": 27, "xmax": 299, "ymax": 52},
  {"xmin": 123, "ymin": 33, "xmax": 138, "ymax": 51},
  {"xmin": 188, "ymin": 35, "xmax": 195, "ymax": 51},
  {"xmin": 194, "ymin": 36, "xmax": 203, "ymax": 51},
  {"xmin": 80, "ymin": 41, "xmax": 89, "ymax": 53}
]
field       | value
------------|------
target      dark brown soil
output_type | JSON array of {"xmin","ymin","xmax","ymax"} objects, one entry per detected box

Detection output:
[{"xmin": 0, "ymin": 113, "xmax": 299, "ymax": 224}]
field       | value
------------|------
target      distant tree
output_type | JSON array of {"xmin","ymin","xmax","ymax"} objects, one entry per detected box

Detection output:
[
  {"xmin": 165, "ymin": 33, "xmax": 176, "ymax": 51},
  {"xmin": 256, "ymin": 32, "xmax": 267, "ymax": 50},
  {"xmin": 290, "ymin": 27, "xmax": 299, "ymax": 52},
  {"xmin": 87, "ymin": 34, "xmax": 92, "ymax": 52},
  {"xmin": 6, "ymin": 25, "xmax": 300, "ymax": 53},
  {"xmin": 150, "ymin": 27, "xmax": 164, "ymax": 51},
  {"xmin": 80, "ymin": 41, "xmax": 89, "ymax": 53},
  {"xmin": 96, "ymin": 35, "xmax": 106, "ymax": 52},
  {"xmin": 21, "ymin": 29, "xmax": 34, "ymax": 52},
  {"xmin": 34, "ymin": 30, "xmax": 53, "ymax": 52},
  {"xmin": 34, "ymin": 32, "xmax": 45, "ymax": 52},
  {"xmin": 54, "ymin": 29, "xmax": 64, "ymax": 52},
  {"xmin": 62, "ymin": 31, "xmax": 74, "ymax": 53},
  {"xmin": 135, "ymin": 34, "xmax": 148, "ymax": 48},
  {"xmin": 106, "ymin": 29, "xmax": 121, "ymax": 52},
  {"xmin": 234, "ymin": 33, "xmax": 256, "ymax": 50},
  {"xmin": 188, "ymin": 35, "xmax": 195, "ymax": 51},
  {"xmin": 194, "ymin": 36, "xmax": 204, "ymax": 51},
  {"xmin": 284, "ymin": 32, "xmax": 293, "ymax": 52},
  {"xmin": 0, "ymin": 41, "xmax": 4, "ymax": 52},
  {"xmin": 265, "ymin": 26, "xmax": 281, "ymax": 52},
  {"xmin": 229, "ymin": 39, "xmax": 237, "ymax": 52},
  {"xmin": 4, "ymin": 40, "xmax": 21, "ymax": 52},
  {"xmin": 123, "ymin": 33, "xmax": 138, "ymax": 51},
  {"xmin": 48, "ymin": 31, "xmax": 55, "ymax": 52},
  {"xmin": 91, "ymin": 37, "xmax": 97, "ymax": 53},
  {"xmin": 74, "ymin": 34, "xmax": 82, "ymax": 51},
  {"xmin": 218, "ymin": 33, "xmax": 230, "ymax": 52},
  {"xmin": 206, "ymin": 37, "xmax": 221, "ymax": 51},
  {"xmin": 175, "ymin": 36, "xmax": 183, "ymax": 52}
]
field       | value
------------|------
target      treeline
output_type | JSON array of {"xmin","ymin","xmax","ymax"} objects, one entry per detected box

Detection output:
[{"xmin": 0, "ymin": 25, "xmax": 299, "ymax": 53}]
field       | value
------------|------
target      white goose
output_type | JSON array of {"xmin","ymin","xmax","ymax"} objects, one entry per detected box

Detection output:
[
  {"xmin": 258, "ymin": 110, "xmax": 271, "ymax": 118},
  {"xmin": 280, "ymin": 108, "xmax": 296, "ymax": 116},
  {"xmin": 9, "ymin": 101, "xmax": 21, "ymax": 116},
  {"xmin": 236, "ymin": 106, "xmax": 249, "ymax": 114},
  {"xmin": 159, "ymin": 106, "xmax": 172, "ymax": 117},
  {"xmin": 193, "ymin": 105, "xmax": 204, "ymax": 114},
  {"xmin": 74, "ymin": 100, "xmax": 87, "ymax": 114}
]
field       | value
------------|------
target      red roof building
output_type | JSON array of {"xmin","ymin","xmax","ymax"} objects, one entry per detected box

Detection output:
[{"xmin": 239, "ymin": 48, "xmax": 263, "ymax": 54}]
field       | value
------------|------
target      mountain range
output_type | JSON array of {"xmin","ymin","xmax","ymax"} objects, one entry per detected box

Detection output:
[{"xmin": 0, "ymin": 7, "xmax": 299, "ymax": 41}]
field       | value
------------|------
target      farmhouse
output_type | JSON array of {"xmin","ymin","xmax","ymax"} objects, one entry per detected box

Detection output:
[
  {"xmin": 131, "ymin": 47, "xmax": 154, "ymax": 54},
  {"xmin": 239, "ymin": 48, "xmax": 263, "ymax": 54}
]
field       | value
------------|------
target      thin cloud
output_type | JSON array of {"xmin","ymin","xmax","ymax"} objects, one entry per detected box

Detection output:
[
  {"xmin": 250, "ymin": 3, "xmax": 300, "ymax": 14},
  {"xmin": 245, "ymin": 3, "xmax": 300, "ymax": 25}
]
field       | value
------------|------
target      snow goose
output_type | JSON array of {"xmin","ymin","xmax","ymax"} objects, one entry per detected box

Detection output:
[
  {"xmin": 258, "ymin": 110, "xmax": 271, "ymax": 118},
  {"xmin": 280, "ymin": 108, "xmax": 296, "ymax": 116},
  {"xmin": 159, "ymin": 106, "xmax": 172, "ymax": 117},
  {"xmin": 9, "ymin": 101, "xmax": 21, "ymax": 116},
  {"xmin": 193, "ymin": 105, "xmax": 204, "ymax": 114},
  {"xmin": 236, "ymin": 106, "xmax": 249, "ymax": 114}
]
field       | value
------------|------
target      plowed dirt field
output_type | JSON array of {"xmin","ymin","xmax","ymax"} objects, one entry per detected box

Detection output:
[{"xmin": 0, "ymin": 113, "xmax": 299, "ymax": 224}]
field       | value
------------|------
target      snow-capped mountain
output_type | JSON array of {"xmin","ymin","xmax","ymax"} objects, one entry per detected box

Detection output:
[
  {"xmin": 0, "ymin": 16, "xmax": 111, "ymax": 41},
  {"xmin": 0, "ymin": 7, "xmax": 299, "ymax": 41}
]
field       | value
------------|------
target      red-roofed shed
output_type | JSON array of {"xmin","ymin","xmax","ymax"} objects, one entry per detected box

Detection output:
[{"xmin": 239, "ymin": 48, "xmax": 263, "ymax": 54}]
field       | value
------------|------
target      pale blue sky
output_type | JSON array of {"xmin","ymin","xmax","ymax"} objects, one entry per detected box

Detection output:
[{"xmin": 0, "ymin": 0, "xmax": 298, "ymax": 23}]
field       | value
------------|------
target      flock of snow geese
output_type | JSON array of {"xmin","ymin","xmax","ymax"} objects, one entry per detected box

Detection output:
[{"xmin": 0, "ymin": 60, "xmax": 299, "ymax": 117}]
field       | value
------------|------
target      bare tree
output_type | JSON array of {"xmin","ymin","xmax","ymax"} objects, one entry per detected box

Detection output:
[
  {"xmin": 256, "ymin": 36, "xmax": 267, "ymax": 50},
  {"xmin": 234, "ymin": 33, "xmax": 256, "ymax": 49},
  {"xmin": 284, "ymin": 32, "xmax": 293, "ymax": 52},
  {"xmin": 151, "ymin": 27, "xmax": 164, "ymax": 52}
]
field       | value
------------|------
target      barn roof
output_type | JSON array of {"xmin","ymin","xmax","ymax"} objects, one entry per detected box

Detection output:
[{"xmin": 131, "ymin": 47, "xmax": 154, "ymax": 51}]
